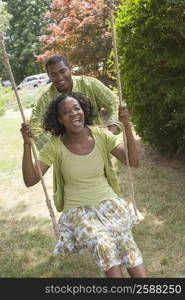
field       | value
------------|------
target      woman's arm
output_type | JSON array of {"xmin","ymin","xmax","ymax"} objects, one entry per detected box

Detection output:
[
  {"xmin": 21, "ymin": 122, "xmax": 49, "ymax": 187},
  {"xmin": 90, "ymin": 77, "xmax": 121, "ymax": 134},
  {"xmin": 111, "ymin": 106, "xmax": 139, "ymax": 167}
]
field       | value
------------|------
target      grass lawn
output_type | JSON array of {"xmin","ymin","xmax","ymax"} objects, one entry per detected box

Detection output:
[
  {"xmin": 0, "ymin": 85, "xmax": 49, "ymax": 114},
  {"xmin": 0, "ymin": 116, "xmax": 185, "ymax": 278}
]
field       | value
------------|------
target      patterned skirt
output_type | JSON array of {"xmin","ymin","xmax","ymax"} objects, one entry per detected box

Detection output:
[{"xmin": 53, "ymin": 197, "xmax": 143, "ymax": 271}]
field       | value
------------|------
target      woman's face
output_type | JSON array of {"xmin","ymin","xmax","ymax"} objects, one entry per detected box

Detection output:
[{"xmin": 57, "ymin": 96, "xmax": 85, "ymax": 133}]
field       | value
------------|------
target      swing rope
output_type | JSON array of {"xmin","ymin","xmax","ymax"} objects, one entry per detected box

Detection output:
[
  {"xmin": 105, "ymin": 0, "xmax": 138, "ymax": 215},
  {"xmin": 0, "ymin": 32, "xmax": 59, "ymax": 240},
  {"xmin": 0, "ymin": 0, "xmax": 138, "ymax": 236}
]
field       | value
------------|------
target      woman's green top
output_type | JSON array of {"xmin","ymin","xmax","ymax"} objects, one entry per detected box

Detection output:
[{"xmin": 39, "ymin": 126, "xmax": 122, "ymax": 212}]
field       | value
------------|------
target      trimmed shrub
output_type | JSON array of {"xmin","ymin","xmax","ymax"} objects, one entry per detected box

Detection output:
[{"xmin": 116, "ymin": 0, "xmax": 185, "ymax": 154}]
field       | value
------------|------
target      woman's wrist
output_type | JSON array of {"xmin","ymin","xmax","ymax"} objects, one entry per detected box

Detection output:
[
  {"xmin": 123, "ymin": 122, "xmax": 132, "ymax": 128},
  {"xmin": 23, "ymin": 141, "xmax": 31, "ymax": 146}
]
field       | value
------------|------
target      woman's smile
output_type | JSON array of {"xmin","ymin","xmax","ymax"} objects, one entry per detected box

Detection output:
[
  {"xmin": 58, "ymin": 96, "xmax": 85, "ymax": 129},
  {"xmin": 71, "ymin": 117, "xmax": 82, "ymax": 126}
]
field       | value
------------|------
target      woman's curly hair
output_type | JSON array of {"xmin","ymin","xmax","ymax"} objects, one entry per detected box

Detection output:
[{"xmin": 43, "ymin": 92, "xmax": 97, "ymax": 136}]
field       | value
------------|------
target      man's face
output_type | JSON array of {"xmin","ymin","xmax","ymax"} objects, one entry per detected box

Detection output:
[{"xmin": 47, "ymin": 61, "xmax": 73, "ymax": 93}]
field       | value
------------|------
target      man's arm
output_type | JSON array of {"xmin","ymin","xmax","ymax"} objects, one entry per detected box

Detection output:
[
  {"xmin": 90, "ymin": 77, "xmax": 122, "ymax": 133},
  {"xmin": 29, "ymin": 92, "xmax": 51, "ymax": 151}
]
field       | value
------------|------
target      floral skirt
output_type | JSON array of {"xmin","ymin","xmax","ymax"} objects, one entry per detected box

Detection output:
[{"xmin": 53, "ymin": 197, "xmax": 143, "ymax": 271}]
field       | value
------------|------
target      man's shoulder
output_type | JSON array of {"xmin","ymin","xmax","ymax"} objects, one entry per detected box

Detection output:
[
  {"xmin": 72, "ymin": 75, "xmax": 111, "ymax": 96},
  {"xmin": 49, "ymin": 135, "xmax": 60, "ymax": 145},
  {"xmin": 34, "ymin": 82, "xmax": 52, "ymax": 98},
  {"xmin": 73, "ymin": 75, "xmax": 99, "ymax": 85},
  {"xmin": 33, "ymin": 83, "xmax": 56, "ymax": 104},
  {"xmin": 39, "ymin": 82, "xmax": 53, "ymax": 94}
]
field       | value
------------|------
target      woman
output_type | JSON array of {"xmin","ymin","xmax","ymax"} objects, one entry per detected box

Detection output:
[{"xmin": 21, "ymin": 92, "xmax": 146, "ymax": 278}]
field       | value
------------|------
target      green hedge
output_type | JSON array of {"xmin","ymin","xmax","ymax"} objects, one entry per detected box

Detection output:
[{"xmin": 116, "ymin": 0, "xmax": 185, "ymax": 154}]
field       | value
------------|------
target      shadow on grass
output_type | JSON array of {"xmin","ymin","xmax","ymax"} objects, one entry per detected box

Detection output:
[
  {"xmin": 0, "ymin": 202, "xmax": 103, "ymax": 278},
  {"xmin": 1, "ymin": 166, "xmax": 185, "ymax": 279},
  {"xmin": 2, "ymin": 201, "xmax": 183, "ymax": 278},
  {"xmin": 116, "ymin": 139, "xmax": 185, "ymax": 278}
]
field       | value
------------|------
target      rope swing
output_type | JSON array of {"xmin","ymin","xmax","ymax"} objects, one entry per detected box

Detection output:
[
  {"xmin": 0, "ymin": 32, "xmax": 59, "ymax": 240},
  {"xmin": 0, "ymin": 0, "xmax": 139, "ymax": 243},
  {"xmin": 105, "ymin": 0, "xmax": 138, "ymax": 215}
]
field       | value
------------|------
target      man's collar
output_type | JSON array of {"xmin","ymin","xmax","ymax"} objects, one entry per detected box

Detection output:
[{"xmin": 51, "ymin": 75, "xmax": 78, "ymax": 93}]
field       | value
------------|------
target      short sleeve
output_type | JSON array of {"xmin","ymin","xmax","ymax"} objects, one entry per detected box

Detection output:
[
  {"xmin": 39, "ymin": 141, "xmax": 54, "ymax": 167},
  {"xmin": 101, "ymin": 128, "xmax": 123, "ymax": 153}
]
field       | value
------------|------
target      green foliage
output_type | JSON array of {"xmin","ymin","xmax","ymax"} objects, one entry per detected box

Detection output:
[
  {"xmin": 0, "ymin": 0, "xmax": 12, "ymax": 32},
  {"xmin": 0, "ymin": 0, "xmax": 51, "ymax": 84},
  {"xmin": 37, "ymin": 0, "xmax": 112, "ymax": 78},
  {"xmin": 0, "ymin": 0, "xmax": 12, "ymax": 79},
  {"xmin": 116, "ymin": 0, "xmax": 185, "ymax": 154}
]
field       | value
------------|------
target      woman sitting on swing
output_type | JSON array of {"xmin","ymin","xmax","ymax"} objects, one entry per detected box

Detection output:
[{"xmin": 20, "ymin": 92, "xmax": 146, "ymax": 278}]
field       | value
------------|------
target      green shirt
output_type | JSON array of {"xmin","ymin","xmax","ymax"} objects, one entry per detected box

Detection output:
[
  {"xmin": 30, "ymin": 75, "xmax": 121, "ymax": 151},
  {"xmin": 46, "ymin": 142, "xmax": 116, "ymax": 212},
  {"xmin": 39, "ymin": 126, "xmax": 122, "ymax": 212}
]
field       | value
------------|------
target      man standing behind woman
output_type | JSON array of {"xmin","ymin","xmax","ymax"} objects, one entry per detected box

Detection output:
[
  {"xmin": 30, "ymin": 54, "xmax": 121, "ymax": 151},
  {"xmin": 21, "ymin": 92, "xmax": 146, "ymax": 278}
]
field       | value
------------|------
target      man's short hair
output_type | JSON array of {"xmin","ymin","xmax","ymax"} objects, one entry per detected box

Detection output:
[{"xmin": 45, "ymin": 54, "xmax": 70, "ymax": 71}]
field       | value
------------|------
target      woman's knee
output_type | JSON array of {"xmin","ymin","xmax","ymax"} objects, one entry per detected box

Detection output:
[{"xmin": 127, "ymin": 263, "xmax": 147, "ymax": 278}]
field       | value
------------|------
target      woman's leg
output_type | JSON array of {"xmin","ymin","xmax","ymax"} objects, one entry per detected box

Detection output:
[
  {"xmin": 127, "ymin": 263, "xmax": 146, "ymax": 278},
  {"xmin": 105, "ymin": 265, "xmax": 123, "ymax": 278}
]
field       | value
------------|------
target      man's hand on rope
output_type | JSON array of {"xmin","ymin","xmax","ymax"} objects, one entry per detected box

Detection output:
[{"xmin": 20, "ymin": 122, "xmax": 33, "ymax": 145}]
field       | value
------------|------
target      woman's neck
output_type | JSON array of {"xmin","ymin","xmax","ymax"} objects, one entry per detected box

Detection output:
[{"xmin": 62, "ymin": 127, "xmax": 90, "ymax": 145}]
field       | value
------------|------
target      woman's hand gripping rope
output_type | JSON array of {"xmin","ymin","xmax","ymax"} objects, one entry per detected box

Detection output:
[
  {"xmin": 20, "ymin": 122, "xmax": 33, "ymax": 145},
  {"xmin": 118, "ymin": 105, "xmax": 131, "ymax": 127}
]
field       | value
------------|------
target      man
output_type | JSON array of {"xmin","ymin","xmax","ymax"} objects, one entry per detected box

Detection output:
[{"xmin": 30, "ymin": 54, "xmax": 121, "ymax": 150}]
